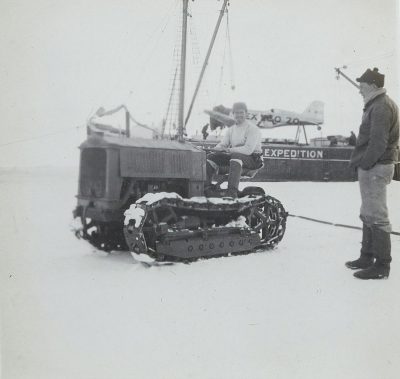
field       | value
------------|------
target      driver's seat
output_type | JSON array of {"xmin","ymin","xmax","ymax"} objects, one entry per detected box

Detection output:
[{"xmin": 212, "ymin": 162, "xmax": 264, "ymax": 188}]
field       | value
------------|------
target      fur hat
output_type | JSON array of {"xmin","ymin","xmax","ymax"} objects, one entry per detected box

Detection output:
[
  {"xmin": 356, "ymin": 67, "xmax": 385, "ymax": 88},
  {"xmin": 232, "ymin": 102, "xmax": 248, "ymax": 112}
]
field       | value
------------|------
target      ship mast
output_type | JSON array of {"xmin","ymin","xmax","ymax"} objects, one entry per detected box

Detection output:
[
  {"xmin": 178, "ymin": 0, "xmax": 229, "ymax": 140},
  {"xmin": 178, "ymin": 0, "xmax": 189, "ymax": 141},
  {"xmin": 185, "ymin": 0, "xmax": 229, "ymax": 127}
]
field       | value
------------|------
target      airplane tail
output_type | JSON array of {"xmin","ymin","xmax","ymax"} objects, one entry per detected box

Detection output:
[{"xmin": 302, "ymin": 101, "xmax": 324, "ymax": 124}]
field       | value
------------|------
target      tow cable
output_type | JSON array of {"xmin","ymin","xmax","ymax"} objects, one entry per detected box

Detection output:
[{"xmin": 288, "ymin": 214, "xmax": 400, "ymax": 236}]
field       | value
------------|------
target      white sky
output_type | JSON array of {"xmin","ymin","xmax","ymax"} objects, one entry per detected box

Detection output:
[{"xmin": 0, "ymin": 0, "xmax": 398, "ymax": 166}]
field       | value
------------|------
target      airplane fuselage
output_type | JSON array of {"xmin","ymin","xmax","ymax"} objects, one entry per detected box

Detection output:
[
  {"xmin": 246, "ymin": 109, "xmax": 320, "ymax": 129},
  {"xmin": 205, "ymin": 100, "xmax": 324, "ymax": 131}
]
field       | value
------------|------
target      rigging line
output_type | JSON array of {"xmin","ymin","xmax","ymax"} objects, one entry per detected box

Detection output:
[
  {"xmin": 340, "ymin": 51, "xmax": 396, "ymax": 69},
  {"xmin": 187, "ymin": 4, "xmax": 212, "ymax": 115},
  {"xmin": 152, "ymin": 0, "xmax": 181, "ymax": 135},
  {"xmin": 96, "ymin": 3, "xmax": 176, "ymax": 108},
  {"xmin": 166, "ymin": 0, "xmax": 190, "ymax": 136},
  {"xmin": 164, "ymin": 66, "xmax": 179, "ymax": 128},
  {"xmin": 124, "ymin": 0, "xmax": 180, "ymax": 103},
  {"xmin": 128, "ymin": 113, "xmax": 161, "ymax": 135},
  {"xmin": 184, "ymin": 0, "xmax": 229, "ymax": 127},
  {"xmin": 188, "ymin": 13, "xmax": 200, "ymax": 66},
  {"xmin": 215, "ymin": 5, "xmax": 231, "ymax": 103},
  {"xmin": 144, "ymin": 1, "xmax": 179, "ymax": 43},
  {"xmin": 88, "ymin": 103, "xmax": 161, "ymax": 135},
  {"xmin": 0, "ymin": 125, "xmax": 86, "ymax": 148},
  {"xmin": 289, "ymin": 214, "xmax": 400, "ymax": 236},
  {"xmin": 216, "ymin": 23, "xmax": 228, "ymax": 104},
  {"xmin": 137, "ymin": 1, "xmax": 179, "ymax": 64},
  {"xmin": 226, "ymin": 10, "xmax": 235, "ymax": 90},
  {"xmin": 165, "ymin": 19, "xmax": 183, "ymax": 135}
]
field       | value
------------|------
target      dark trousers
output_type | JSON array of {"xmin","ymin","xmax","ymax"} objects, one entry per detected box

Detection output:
[
  {"xmin": 206, "ymin": 152, "xmax": 260, "ymax": 183},
  {"xmin": 208, "ymin": 152, "xmax": 259, "ymax": 170}
]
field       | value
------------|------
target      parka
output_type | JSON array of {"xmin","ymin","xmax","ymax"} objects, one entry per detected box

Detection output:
[{"xmin": 350, "ymin": 93, "xmax": 399, "ymax": 170}]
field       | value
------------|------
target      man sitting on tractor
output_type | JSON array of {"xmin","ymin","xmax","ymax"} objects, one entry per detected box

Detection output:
[{"xmin": 206, "ymin": 102, "xmax": 263, "ymax": 198}]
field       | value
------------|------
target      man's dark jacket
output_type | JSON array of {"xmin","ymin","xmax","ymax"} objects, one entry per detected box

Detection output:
[{"xmin": 350, "ymin": 93, "xmax": 399, "ymax": 170}]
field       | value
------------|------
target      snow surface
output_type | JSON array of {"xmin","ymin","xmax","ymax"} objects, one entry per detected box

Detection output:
[{"xmin": 1, "ymin": 167, "xmax": 400, "ymax": 379}]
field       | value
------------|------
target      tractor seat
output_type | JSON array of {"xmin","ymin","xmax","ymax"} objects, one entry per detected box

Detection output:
[
  {"xmin": 240, "ymin": 166, "xmax": 263, "ymax": 179},
  {"xmin": 213, "ymin": 163, "xmax": 264, "ymax": 186}
]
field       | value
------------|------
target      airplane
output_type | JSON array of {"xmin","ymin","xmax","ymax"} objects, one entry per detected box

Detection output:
[
  {"xmin": 204, "ymin": 101, "xmax": 324, "ymax": 130},
  {"xmin": 248, "ymin": 101, "xmax": 324, "ymax": 129}
]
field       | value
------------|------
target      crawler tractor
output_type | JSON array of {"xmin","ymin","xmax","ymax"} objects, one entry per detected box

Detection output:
[
  {"xmin": 73, "ymin": 0, "xmax": 287, "ymax": 261},
  {"xmin": 73, "ymin": 130, "xmax": 287, "ymax": 262}
]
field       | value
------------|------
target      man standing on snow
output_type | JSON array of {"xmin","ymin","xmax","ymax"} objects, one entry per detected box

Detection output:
[
  {"xmin": 205, "ymin": 102, "xmax": 262, "ymax": 198},
  {"xmin": 346, "ymin": 67, "xmax": 399, "ymax": 280}
]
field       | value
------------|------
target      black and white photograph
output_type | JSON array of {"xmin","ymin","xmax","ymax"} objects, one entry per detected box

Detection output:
[{"xmin": 1, "ymin": 0, "xmax": 399, "ymax": 378}]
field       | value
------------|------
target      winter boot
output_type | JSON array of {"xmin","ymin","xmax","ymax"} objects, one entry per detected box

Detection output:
[
  {"xmin": 225, "ymin": 159, "xmax": 242, "ymax": 198},
  {"xmin": 345, "ymin": 224, "xmax": 374, "ymax": 269},
  {"xmin": 354, "ymin": 227, "xmax": 391, "ymax": 280}
]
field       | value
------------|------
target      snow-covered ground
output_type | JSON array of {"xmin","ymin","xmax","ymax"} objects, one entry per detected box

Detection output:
[{"xmin": 1, "ymin": 167, "xmax": 399, "ymax": 379}]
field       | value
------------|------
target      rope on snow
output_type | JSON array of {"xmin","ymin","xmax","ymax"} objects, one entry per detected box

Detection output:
[{"xmin": 288, "ymin": 214, "xmax": 400, "ymax": 236}]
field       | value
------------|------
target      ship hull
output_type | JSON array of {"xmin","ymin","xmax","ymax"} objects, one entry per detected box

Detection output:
[{"xmin": 190, "ymin": 141, "xmax": 356, "ymax": 182}]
